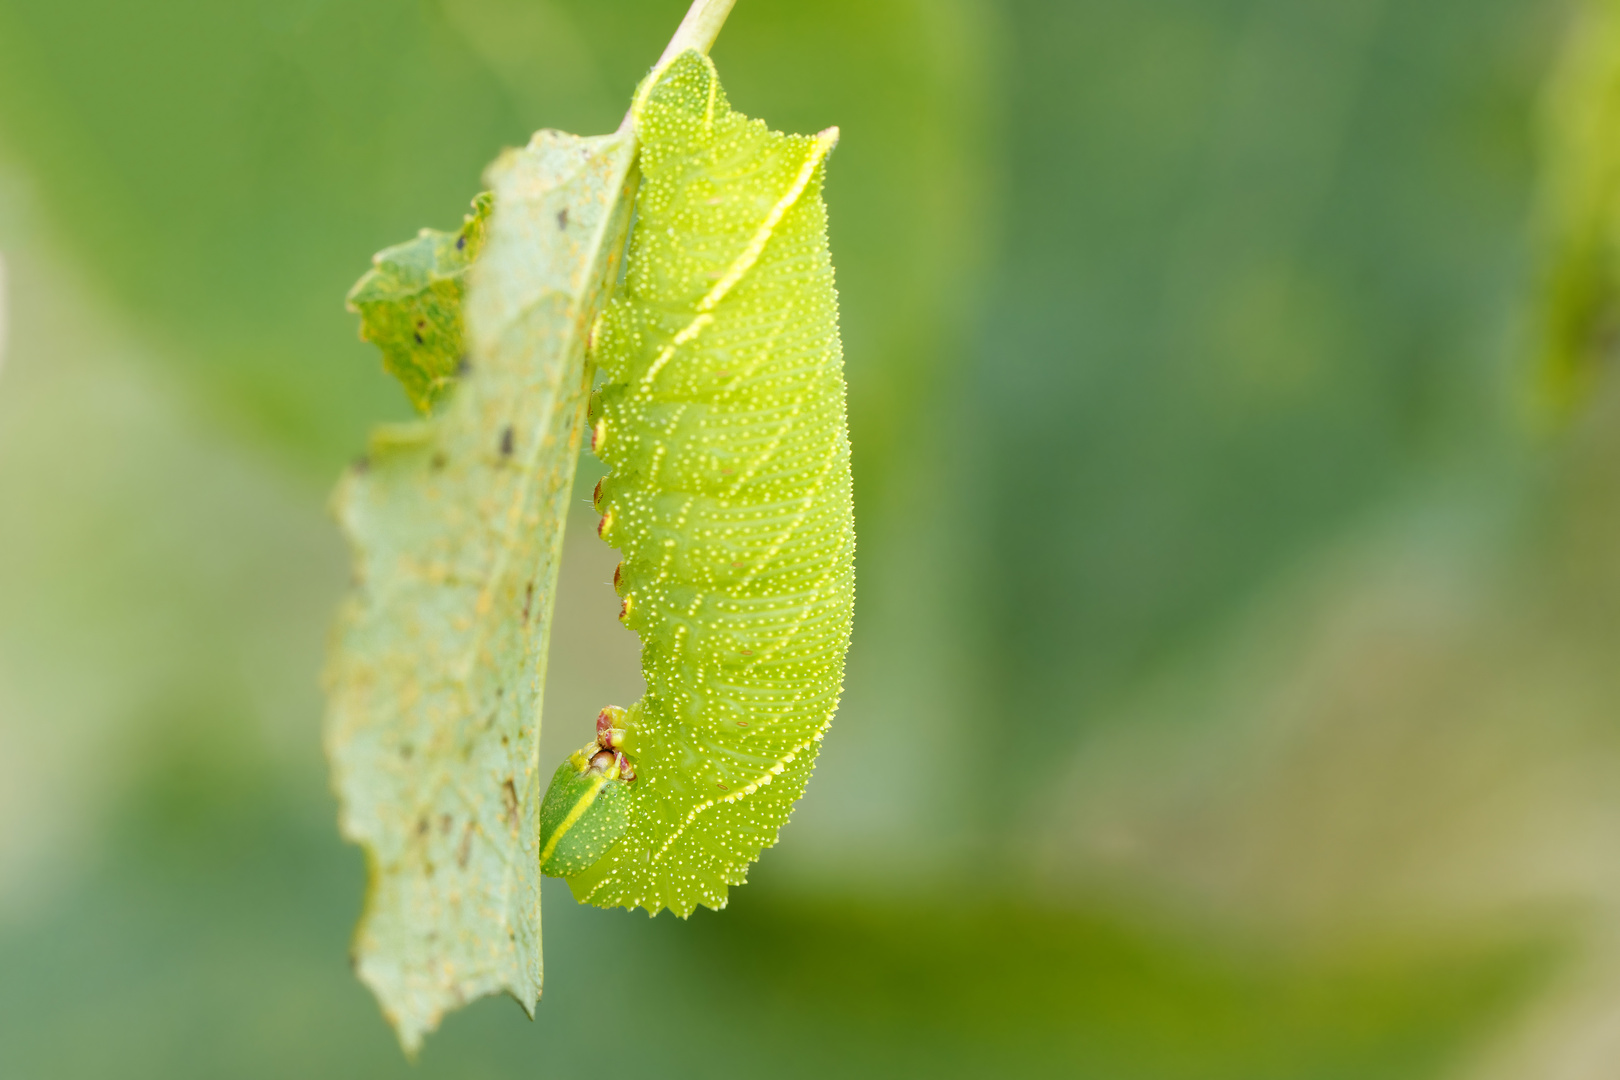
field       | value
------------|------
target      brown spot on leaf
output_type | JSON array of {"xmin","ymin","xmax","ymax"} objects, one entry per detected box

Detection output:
[
  {"xmin": 499, "ymin": 424, "xmax": 514, "ymax": 457},
  {"xmin": 502, "ymin": 779, "xmax": 520, "ymax": 831}
]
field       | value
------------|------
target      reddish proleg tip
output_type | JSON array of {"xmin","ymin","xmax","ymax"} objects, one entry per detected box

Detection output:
[
  {"xmin": 593, "ymin": 477, "xmax": 604, "ymax": 509},
  {"xmin": 596, "ymin": 709, "xmax": 624, "ymax": 747},
  {"xmin": 597, "ymin": 510, "xmax": 614, "ymax": 538},
  {"xmin": 618, "ymin": 595, "xmax": 633, "ymax": 621},
  {"xmin": 615, "ymin": 752, "xmax": 636, "ymax": 783},
  {"xmin": 612, "ymin": 562, "xmax": 624, "ymax": 592}
]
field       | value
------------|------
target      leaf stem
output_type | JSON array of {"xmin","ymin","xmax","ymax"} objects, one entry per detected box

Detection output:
[{"xmin": 655, "ymin": 0, "xmax": 738, "ymax": 68}]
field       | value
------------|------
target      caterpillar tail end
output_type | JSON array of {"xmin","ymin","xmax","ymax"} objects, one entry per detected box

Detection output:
[{"xmin": 537, "ymin": 707, "xmax": 638, "ymax": 879}]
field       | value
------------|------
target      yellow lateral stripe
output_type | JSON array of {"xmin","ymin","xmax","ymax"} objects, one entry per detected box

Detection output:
[
  {"xmin": 539, "ymin": 774, "xmax": 609, "ymax": 865},
  {"xmin": 694, "ymin": 127, "xmax": 840, "ymax": 316}
]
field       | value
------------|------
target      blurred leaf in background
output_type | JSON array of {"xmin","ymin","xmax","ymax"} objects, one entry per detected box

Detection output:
[
  {"xmin": 963, "ymin": 0, "xmax": 1538, "ymax": 786},
  {"xmin": 4, "ymin": 0, "xmax": 1619, "ymax": 1075},
  {"xmin": 1535, "ymin": 0, "xmax": 1620, "ymax": 417}
]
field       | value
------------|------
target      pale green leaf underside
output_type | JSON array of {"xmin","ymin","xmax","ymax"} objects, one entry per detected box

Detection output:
[
  {"xmin": 561, "ymin": 52, "xmax": 854, "ymax": 917},
  {"xmin": 324, "ymin": 129, "xmax": 636, "ymax": 1052}
]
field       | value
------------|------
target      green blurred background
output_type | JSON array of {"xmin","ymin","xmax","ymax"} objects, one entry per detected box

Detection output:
[{"xmin": 4, "ymin": 0, "xmax": 1620, "ymax": 1075}]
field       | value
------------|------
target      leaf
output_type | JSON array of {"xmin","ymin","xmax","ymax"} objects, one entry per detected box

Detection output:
[
  {"xmin": 546, "ymin": 51, "xmax": 855, "ymax": 917},
  {"xmin": 323, "ymin": 128, "xmax": 636, "ymax": 1053},
  {"xmin": 345, "ymin": 193, "xmax": 493, "ymax": 414},
  {"xmin": 1537, "ymin": 0, "xmax": 1620, "ymax": 416}
]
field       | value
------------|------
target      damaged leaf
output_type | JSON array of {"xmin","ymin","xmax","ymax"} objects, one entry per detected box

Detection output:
[
  {"xmin": 324, "ymin": 128, "xmax": 636, "ymax": 1053},
  {"xmin": 346, "ymin": 193, "xmax": 493, "ymax": 414}
]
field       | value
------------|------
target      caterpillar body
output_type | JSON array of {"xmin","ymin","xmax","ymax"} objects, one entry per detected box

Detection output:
[{"xmin": 539, "ymin": 51, "xmax": 855, "ymax": 917}]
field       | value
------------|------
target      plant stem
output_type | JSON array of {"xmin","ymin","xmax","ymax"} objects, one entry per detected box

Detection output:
[{"xmin": 655, "ymin": 0, "xmax": 738, "ymax": 67}]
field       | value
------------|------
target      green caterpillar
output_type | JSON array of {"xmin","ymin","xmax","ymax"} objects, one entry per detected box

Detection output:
[{"xmin": 539, "ymin": 51, "xmax": 855, "ymax": 916}]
